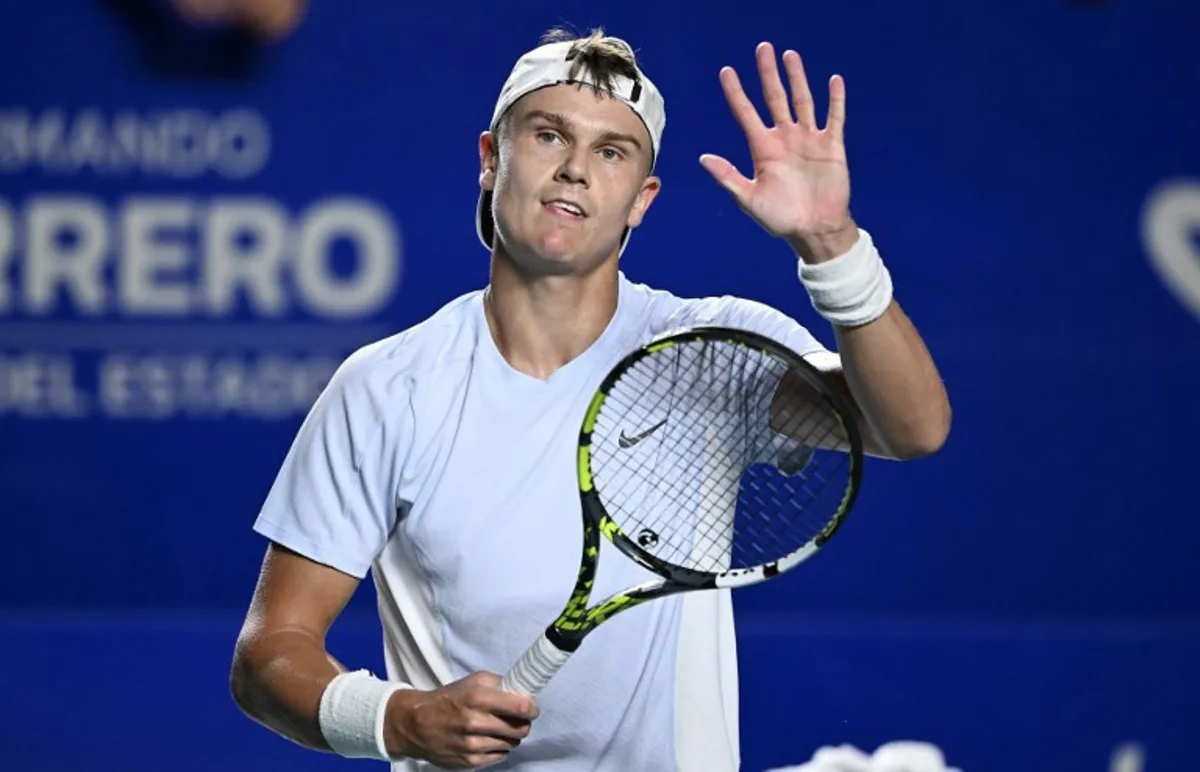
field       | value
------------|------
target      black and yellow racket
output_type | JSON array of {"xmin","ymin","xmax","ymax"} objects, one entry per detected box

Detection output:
[{"xmin": 499, "ymin": 325, "xmax": 864, "ymax": 696}]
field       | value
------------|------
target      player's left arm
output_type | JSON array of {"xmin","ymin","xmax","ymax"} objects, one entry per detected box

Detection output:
[
  {"xmin": 701, "ymin": 42, "xmax": 951, "ymax": 461},
  {"xmin": 825, "ymin": 303, "xmax": 950, "ymax": 461},
  {"xmin": 770, "ymin": 311, "xmax": 949, "ymax": 461}
]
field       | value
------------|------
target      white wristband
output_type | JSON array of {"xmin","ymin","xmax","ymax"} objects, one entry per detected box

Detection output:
[
  {"xmin": 797, "ymin": 228, "xmax": 893, "ymax": 327},
  {"xmin": 317, "ymin": 669, "xmax": 412, "ymax": 761}
]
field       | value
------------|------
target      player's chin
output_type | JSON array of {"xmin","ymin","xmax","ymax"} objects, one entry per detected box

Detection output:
[{"xmin": 518, "ymin": 235, "xmax": 606, "ymax": 275}]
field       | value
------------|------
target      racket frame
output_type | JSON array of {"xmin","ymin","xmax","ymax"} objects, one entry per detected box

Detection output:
[
  {"xmin": 550, "ymin": 325, "xmax": 863, "ymax": 651},
  {"xmin": 501, "ymin": 325, "xmax": 864, "ymax": 694}
]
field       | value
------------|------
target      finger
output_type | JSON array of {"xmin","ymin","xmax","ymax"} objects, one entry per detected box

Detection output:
[
  {"xmin": 718, "ymin": 66, "xmax": 766, "ymax": 138},
  {"xmin": 459, "ymin": 736, "xmax": 512, "ymax": 769},
  {"xmin": 826, "ymin": 74, "xmax": 847, "ymax": 138},
  {"xmin": 464, "ymin": 752, "xmax": 509, "ymax": 769},
  {"xmin": 463, "ymin": 711, "xmax": 532, "ymax": 743},
  {"xmin": 699, "ymin": 154, "xmax": 753, "ymax": 202},
  {"xmin": 461, "ymin": 733, "xmax": 518, "ymax": 754},
  {"xmin": 754, "ymin": 41, "xmax": 793, "ymax": 126},
  {"xmin": 781, "ymin": 49, "xmax": 817, "ymax": 130},
  {"xmin": 467, "ymin": 683, "xmax": 540, "ymax": 721}
]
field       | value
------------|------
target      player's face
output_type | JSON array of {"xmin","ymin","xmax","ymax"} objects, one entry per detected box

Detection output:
[{"xmin": 480, "ymin": 84, "xmax": 661, "ymax": 273}]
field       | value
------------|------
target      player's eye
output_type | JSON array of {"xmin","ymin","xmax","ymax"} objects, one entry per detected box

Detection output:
[
  {"xmin": 536, "ymin": 130, "xmax": 562, "ymax": 144},
  {"xmin": 599, "ymin": 147, "xmax": 624, "ymax": 162}
]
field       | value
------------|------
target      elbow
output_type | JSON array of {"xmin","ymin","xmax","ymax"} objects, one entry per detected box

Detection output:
[
  {"xmin": 229, "ymin": 650, "xmax": 254, "ymax": 715},
  {"xmin": 229, "ymin": 637, "xmax": 264, "ymax": 718},
  {"xmin": 888, "ymin": 404, "xmax": 952, "ymax": 460}
]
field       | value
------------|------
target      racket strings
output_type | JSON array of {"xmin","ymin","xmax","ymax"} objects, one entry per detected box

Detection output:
[
  {"xmin": 590, "ymin": 338, "xmax": 853, "ymax": 574},
  {"xmin": 595, "ymin": 343, "xmax": 782, "ymax": 573},
  {"xmin": 591, "ymin": 364, "xmax": 737, "ymax": 572}
]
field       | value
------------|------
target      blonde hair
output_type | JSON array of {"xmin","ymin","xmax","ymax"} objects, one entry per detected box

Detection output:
[{"xmin": 539, "ymin": 26, "xmax": 642, "ymax": 98}]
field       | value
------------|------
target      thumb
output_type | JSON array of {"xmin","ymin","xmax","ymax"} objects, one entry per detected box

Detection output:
[{"xmin": 699, "ymin": 153, "xmax": 752, "ymax": 202}]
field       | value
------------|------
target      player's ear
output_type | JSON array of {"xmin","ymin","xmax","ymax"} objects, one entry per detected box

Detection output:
[
  {"xmin": 479, "ymin": 131, "xmax": 497, "ymax": 192},
  {"xmin": 626, "ymin": 175, "xmax": 661, "ymax": 229}
]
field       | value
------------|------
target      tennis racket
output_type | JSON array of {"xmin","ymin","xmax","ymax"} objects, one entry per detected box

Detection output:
[{"xmin": 498, "ymin": 325, "xmax": 864, "ymax": 697}]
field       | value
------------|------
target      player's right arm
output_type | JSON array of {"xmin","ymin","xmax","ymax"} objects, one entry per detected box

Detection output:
[
  {"xmin": 230, "ymin": 543, "xmax": 538, "ymax": 766},
  {"xmin": 229, "ymin": 350, "xmax": 538, "ymax": 768},
  {"xmin": 230, "ymin": 542, "xmax": 360, "ymax": 749}
]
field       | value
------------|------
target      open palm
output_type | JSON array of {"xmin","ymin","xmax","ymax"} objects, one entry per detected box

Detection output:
[{"xmin": 701, "ymin": 43, "xmax": 853, "ymax": 245}]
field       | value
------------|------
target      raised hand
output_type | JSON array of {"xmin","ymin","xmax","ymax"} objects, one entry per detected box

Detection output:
[
  {"xmin": 700, "ymin": 42, "xmax": 858, "ymax": 262},
  {"xmin": 169, "ymin": 0, "xmax": 308, "ymax": 40}
]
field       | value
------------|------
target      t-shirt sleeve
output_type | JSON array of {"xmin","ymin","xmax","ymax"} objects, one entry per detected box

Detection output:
[
  {"xmin": 252, "ymin": 351, "xmax": 410, "ymax": 579},
  {"xmin": 666, "ymin": 294, "xmax": 838, "ymax": 474},
  {"xmin": 674, "ymin": 294, "xmax": 831, "ymax": 360}
]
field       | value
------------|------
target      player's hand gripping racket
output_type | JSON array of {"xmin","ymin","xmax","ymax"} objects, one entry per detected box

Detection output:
[{"xmin": 498, "ymin": 325, "xmax": 864, "ymax": 697}]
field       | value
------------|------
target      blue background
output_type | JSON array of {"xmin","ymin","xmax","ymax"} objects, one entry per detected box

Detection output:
[{"xmin": 2, "ymin": 1, "xmax": 1198, "ymax": 770}]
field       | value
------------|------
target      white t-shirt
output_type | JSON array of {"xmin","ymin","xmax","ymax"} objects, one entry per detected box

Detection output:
[{"xmin": 253, "ymin": 272, "xmax": 831, "ymax": 772}]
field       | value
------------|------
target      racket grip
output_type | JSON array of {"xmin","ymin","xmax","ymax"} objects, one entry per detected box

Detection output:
[{"xmin": 499, "ymin": 632, "xmax": 572, "ymax": 696}]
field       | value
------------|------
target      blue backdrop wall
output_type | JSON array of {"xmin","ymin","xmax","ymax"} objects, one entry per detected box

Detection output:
[{"xmin": 1, "ymin": 1, "xmax": 1197, "ymax": 771}]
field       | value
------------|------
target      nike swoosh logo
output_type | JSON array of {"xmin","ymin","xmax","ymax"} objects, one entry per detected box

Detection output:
[{"xmin": 618, "ymin": 419, "xmax": 667, "ymax": 449}]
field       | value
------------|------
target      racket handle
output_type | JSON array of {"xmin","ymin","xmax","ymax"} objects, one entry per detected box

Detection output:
[{"xmin": 499, "ymin": 632, "xmax": 572, "ymax": 696}]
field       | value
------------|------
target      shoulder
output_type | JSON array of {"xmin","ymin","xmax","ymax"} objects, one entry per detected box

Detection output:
[
  {"xmin": 321, "ymin": 289, "xmax": 482, "ymax": 414},
  {"xmin": 619, "ymin": 275, "xmax": 829, "ymax": 357}
]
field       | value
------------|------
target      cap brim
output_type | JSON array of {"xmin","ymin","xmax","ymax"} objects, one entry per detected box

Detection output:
[{"xmin": 476, "ymin": 189, "xmax": 494, "ymax": 251}]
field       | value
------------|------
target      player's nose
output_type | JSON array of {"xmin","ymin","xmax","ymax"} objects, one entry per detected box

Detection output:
[{"xmin": 553, "ymin": 148, "xmax": 590, "ymax": 187}]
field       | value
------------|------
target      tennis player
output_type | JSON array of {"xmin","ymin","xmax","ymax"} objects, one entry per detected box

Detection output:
[{"xmin": 230, "ymin": 27, "xmax": 950, "ymax": 771}]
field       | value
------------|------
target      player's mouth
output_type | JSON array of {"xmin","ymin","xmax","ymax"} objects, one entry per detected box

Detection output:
[{"xmin": 544, "ymin": 199, "xmax": 587, "ymax": 219}]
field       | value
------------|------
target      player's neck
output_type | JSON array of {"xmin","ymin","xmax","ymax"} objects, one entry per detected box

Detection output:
[{"xmin": 483, "ymin": 254, "xmax": 619, "ymax": 381}]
